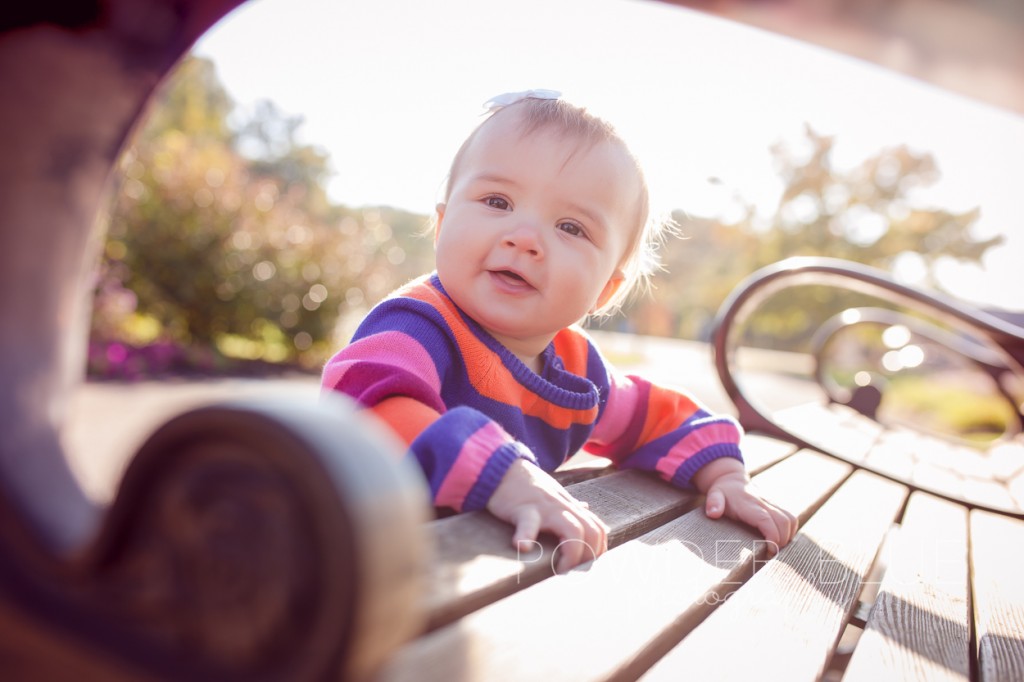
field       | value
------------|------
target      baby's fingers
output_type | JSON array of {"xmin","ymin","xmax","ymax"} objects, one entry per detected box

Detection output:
[
  {"xmin": 705, "ymin": 488, "xmax": 726, "ymax": 519},
  {"xmin": 724, "ymin": 499, "xmax": 783, "ymax": 552},
  {"xmin": 551, "ymin": 509, "xmax": 608, "ymax": 573},
  {"xmin": 549, "ymin": 512, "xmax": 588, "ymax": 573},
  {"xmin": 774, "ymin": 506, "xmax": 799, "ymax": 547},
  {"xmin": 749, "ymin": 504, "xmax": 799, "ymax": 554},
  {"xmin": 753, "ymin": 510, "xmax": 784, "ymax": 554},
  {"xmin": 579, "ymin": 508, "xmax": 609, "ymax": 561},
  {"xmin": 510, "ymin": 507, "xmax": 542, "ymax": 551}
]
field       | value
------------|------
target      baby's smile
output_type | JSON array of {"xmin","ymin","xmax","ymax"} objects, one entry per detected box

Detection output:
[{"xmin": 489, "ymin": 268, "xmax": 535, "ymax": 291}]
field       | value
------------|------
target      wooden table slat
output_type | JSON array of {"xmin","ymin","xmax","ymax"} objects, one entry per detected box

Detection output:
[
  {"xmin": 423, "ymin": 433, "xmax": 799, "ymax": 630},
  {"xmin": 987, "ymin": 440, "xmax": 1024, "ymax": 482},
  {"xmin": 865, "ymin": 429, "xmax": 920, "ymax": 481},
  {"xmin": 739, "ymin": 433, "xmax": 800, "ymax": 472},
  {"xmin": 961, "ymin": 477, "xmax": 1019, "ymax": 514},
  {"xmin": 641, "ymin": 469, "xmax": 908, "ymax": 681},
  {"xmin": 379, "ymin": 450, "xmax": 852, "ymax": 682},
  {"xmin": 554, "ymin": 453, "xmax": 614, "ymax": 486},
  {"xmin": 843, "ymin": 492, "xmax": 970, "ymax": 681},
  {"xmin": 422, "ymin": 469, "xmax": 696, "ymax": 631},
  {"xmin": 970, "ymin": 509, "xmax": 1024, "ymax": 682},
  {"xmin": 1007, "ymin": 472, "xmax": 1024, "ymax": 511},
  {"xmin": 773, "ymin": 402, "xmax": 1024, "ymax": 516},
  {"xmin": 774, "ymin": 402, "xmax": 883, "ymax": 463}
]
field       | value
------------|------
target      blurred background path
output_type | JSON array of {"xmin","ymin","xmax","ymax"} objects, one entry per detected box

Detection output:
[{"xmin": 64, "ymin": 333, "xmax": 819, "ymax": 504}]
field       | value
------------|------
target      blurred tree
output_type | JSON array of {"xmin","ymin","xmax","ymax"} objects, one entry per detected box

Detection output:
[
  {"xmin": 142, "ymin": 56, "xmax": 235, "ymax": 143},
  {"xmin": 617, "ymin": 124, "xmax": 1003, "ymax": 349},
  {"xmin": 94, "ymin": 56, "xmax": 435, "ymax": 373},
  {"xmin": 97, "ymin": 58, "xmax": 1000, "ymax": 373},
  {"xmin": 766, "ymin": 125, "xmax": 999, "ymax": 272},
  {"xmin": 236, "ymin": 99, "xmax": 331, "ymax": 192}
]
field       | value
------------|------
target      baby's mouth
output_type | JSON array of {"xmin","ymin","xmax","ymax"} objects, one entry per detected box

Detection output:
[{"xmin": 490, "ymin": 269, "xmax": 534, "ymax": 289}]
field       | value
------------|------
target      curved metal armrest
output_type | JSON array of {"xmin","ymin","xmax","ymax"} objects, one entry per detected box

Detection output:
[
  {"xmin": 809, "ymin": 306, "xmax": 1023, "ymax": 433},
  {"xmin": 711, "ymin": 257, "xmax": 1024, "ymax": 439}
]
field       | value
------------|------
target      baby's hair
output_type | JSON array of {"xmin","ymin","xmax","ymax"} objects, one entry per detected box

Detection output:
[{"xmin": 442, "ymin": 95, "xmax": 674, "ymax": 316}]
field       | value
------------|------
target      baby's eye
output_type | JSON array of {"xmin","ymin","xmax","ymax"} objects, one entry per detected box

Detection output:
[
  {"xmin": 484, "ymin": 196, "xmax": 510, "ymax": 210},
  {"xmin": 558, "ymin": 221, "xmax": 585, "ymax": 237}
]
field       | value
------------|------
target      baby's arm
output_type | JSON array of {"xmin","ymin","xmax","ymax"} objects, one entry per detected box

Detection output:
[
  {"xmin": 587, "ymin": 365, "xmax": 796, "ymax": 550},
  {"xmin": 487, "ymin": 459, "xmax": 609, "ymax": 573},
  {"xmin": 690, "ymin": 457, "xmax": 798, "ymax": 552},
  {"xmin": 375, "ymin": 398, "xmax": 607, "ymax": 571}
]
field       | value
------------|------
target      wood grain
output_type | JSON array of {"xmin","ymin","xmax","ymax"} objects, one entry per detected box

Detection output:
[
  {"xmin": 774, "ymin": 402, "xmax": 884, "ymax": 464},
  {"xmin": 422, "ymin": 469, "xmax": 697, "ymax": 631},
  {"xmin": 423, "ymin": 434, "xmax": 798, "ymax": 630},
  {"xmin": 773, "ymin": 402, "xmax": 1024, "ymax": 515},
  {"xmin": 641, "ymin": 469, "xmax": 907, "ymax": 681},
  {"xmin": 739, "ymin": 433, "xmax": 800, "ymax": 472},
  {"xmin": 379, "ymin": 450, "xmax": 851, "ymax": 681},
  {"xmin": 864, "ymin": 429, "xmax": 919, "ymax": 481},
  {"xmin": 843, "ymin": 492, "xmax": 970, "ymax": 681},
  {"xmin": 971, "ymin": 509, "xmax": 1024, "ymax": 682}
]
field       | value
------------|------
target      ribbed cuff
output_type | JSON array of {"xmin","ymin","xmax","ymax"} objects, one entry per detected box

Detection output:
[
  {"xmin": 462, "ymin": 441, "xmax": 537, "ymax": 511},
  {"xmin": 670, "ymin": 444, "xmax": 744, "ymax": 490}
]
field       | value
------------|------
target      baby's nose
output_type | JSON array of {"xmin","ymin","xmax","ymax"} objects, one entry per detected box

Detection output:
[{"xmin": 502, "ymin": 224, "xmax": 543, "ymax": 258}]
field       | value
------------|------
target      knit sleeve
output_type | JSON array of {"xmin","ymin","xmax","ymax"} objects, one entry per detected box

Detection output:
[
  {"xmin": 586, "ymin": 368, "xmax": 743, "ymax": 490},
  {"xmin": 320, "ymin": 295, "xmax": 535, "ymax": 512},
  {"xmin": 321, "ymin": 296, "xmax": 450, "ymax": 413},
  {"xmin": 411, "ymin": 406, "xmax": 538, "ymax": 512}
]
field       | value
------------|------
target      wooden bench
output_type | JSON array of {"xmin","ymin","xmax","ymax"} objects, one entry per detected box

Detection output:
[
  {"xmin": 368, "ymin": 434, "xmax": 1023, "ymax": 681},
  {"xmin": 365, "ymin": 258, "xmax": 1024, "ymax": 680},
  {"xmin": 12, "ymin": 383, "xmax": 1020, "ymax": 681},
  {"xmin": 3, "ymin": 3, "xmax": 1023, "ymax": 680}
]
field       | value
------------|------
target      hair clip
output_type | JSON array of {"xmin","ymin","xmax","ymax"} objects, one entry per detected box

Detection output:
[{"xmin": 483, "ymin": 89, "xmax": 562, "ymax": 113}]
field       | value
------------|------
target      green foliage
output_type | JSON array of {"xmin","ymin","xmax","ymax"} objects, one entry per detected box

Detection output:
[
  {"xmin": 94, "ymin": 57, "xmax": 1005, "ymax": 377},
  {"xmin": 617, "ymin": 124, "xmax": 1003, "ymax": 349},
  {"xmin": 93, "ymin": 56, "xmax": 434, "ymax": 371},
  {"xmin": 881, "ymin": 374, "xmax": 1017, "ymax": 444}
]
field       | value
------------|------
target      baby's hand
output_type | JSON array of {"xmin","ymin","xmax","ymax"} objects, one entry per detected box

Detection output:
[
  {"xmin": 693, "ymin": 458, "xmax": 798, "ymax": 553},
  {"xmin": 487, "ymin": 458, "xmax": 609, "ymax": 573}
]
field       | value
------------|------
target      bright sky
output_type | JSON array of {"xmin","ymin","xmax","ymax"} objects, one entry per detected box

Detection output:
[{"xmin": 192, "ymin": 0, "xmax": 1023, "ymax": 310}]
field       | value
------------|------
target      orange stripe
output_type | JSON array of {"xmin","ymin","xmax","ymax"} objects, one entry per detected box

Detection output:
[
  {"xmin": 637, "ymin": 384, "xmax": 701, "ymax": 445},
  {"xmin": 552, "ymin": 326, "xmax": 592, "ymax": 376},
  {"xmin": 405, "ymin": 283, "xmax": 597, "ymax": 429},
  {"xmin": 370, "ymin": 396, "xmax": 440, "ymax": 445}
]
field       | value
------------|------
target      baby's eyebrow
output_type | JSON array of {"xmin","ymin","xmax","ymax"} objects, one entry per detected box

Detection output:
[
  {"xmin": 566, "ymin": 201, "xmax": 609, "ymax": 235},
  {"xmin": 468, "ymin": 172, "xmax": 521, "ymax": 189}
]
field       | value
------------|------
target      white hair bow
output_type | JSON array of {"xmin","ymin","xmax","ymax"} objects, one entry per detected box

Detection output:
[{"xmin": 483, "ymin": 89, "xmax": 562, "ymax": 112}]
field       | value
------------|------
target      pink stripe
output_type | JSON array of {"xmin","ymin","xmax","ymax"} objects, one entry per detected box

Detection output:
[
  {"xmin": 655, "ymin": 422, "xmax": 741, "ymax": 480},
  {"xmin": 589, "ymin": 372, "xmax": 641, "ymax": 446},
  {"xmin": 322, "ymin": 331, "xmax": 441, "ymax": 392},
  {"xmin": 435, "ymin": 422, "xmax": 510, "ymax": 511}
]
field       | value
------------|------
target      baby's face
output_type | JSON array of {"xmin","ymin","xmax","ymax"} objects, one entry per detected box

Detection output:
[{"xmin": 435, "ymin": 110, "xmax": 643, "ymax": 364}]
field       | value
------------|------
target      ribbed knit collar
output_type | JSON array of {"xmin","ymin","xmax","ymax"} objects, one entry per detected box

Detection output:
[{"xmin": 429, "ymin": 274, "xmax": 600, "ymax": 411}]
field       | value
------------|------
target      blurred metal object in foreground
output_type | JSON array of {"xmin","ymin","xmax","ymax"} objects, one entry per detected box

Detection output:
[
  {"xmin": 0, "ymin": 2, "xmax": 428, "ymax": 679},
  {"xmin": 667, "ymin": 0, "xmax": 1024, "ymax": 114}
]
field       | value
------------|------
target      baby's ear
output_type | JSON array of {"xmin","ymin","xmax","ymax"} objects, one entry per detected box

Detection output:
[
  {"xmin": 433, "ymin": 203, "xmax": 446, "ymax": 245},
  {"xmin": 592, "ymin": 269, "xmax": 626, "ymax": 313}
]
